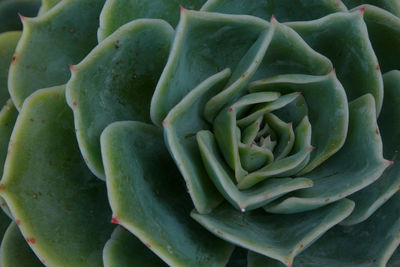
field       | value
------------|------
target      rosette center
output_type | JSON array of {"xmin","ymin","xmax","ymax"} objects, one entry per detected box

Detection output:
[{"xmin": 213, "ymin": 91, "xmax": 314, "ymax": 190}]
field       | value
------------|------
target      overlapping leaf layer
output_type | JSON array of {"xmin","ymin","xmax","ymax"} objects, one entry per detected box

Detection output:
[{"xmin": 0, "ymin": 0, "xmax": 399, "ymax": 266}]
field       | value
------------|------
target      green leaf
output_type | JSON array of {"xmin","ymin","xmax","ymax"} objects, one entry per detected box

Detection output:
[
  {"xmin": 1, "ymin": 222, "xmax": 42, "ymax": 267},
  {"xmin": 342, "ymin": 70, "xmax": 400, "ymax": 225},
  {"xmin": 287, "ymin": 11, "xmax": 384, "ymax": 114},
  {"xmin": 0, "ymin": 86, "xmax": 114, "ymax": 266},
  {"xmin": 0, "ymin": 0, "xmax": 41, "ymax": 32},
  {"xmin": 66, "ymin": 19, "xmax": 174, "ymax": 180},
  {"xmin": 360, "ymin": 4, "xmax": 400, "ymax": 73},
  {"xmin": 197, "ymin": 129, "xmax": 313, "ymax": 211},
  {"xmin": 8, "ymin": 0, "xmax": 106, "ymax": 109},
  {"xmin": 103, "ymin": 226, "xmax": 167, "ymax": 267},
  {"xmin": 151, "ymin": 9, "xmax": 271, "ymax": 126},
  {"xmin": 192, "ymin": 199, "xmax": 354, "ymax": 266},
  {"xmin": 343, "ymin": 0, "xmax": 400, "ymax": 17},
  {"xmin": 102, "ymin": 121, "xmax": 234, "ymax": 266},
  {"xmin": 201, "ymin": 0, "xmax": 347, "ymax": 21},
  {"xmin": 0, "ymin": 100, "xmax": 18, "ymax": 218},
  {"xmin": 37, "ymin": 0, "xmax": 62, "ymax": 15},
  {"xmin": 0, "ymin": 31, "xmax": 20, "ymax": 106},
  {"xmin": 98, "ymin": 0, "xmax": 206, "ymax": 41},
  {"xmin": 249, "ymin": 72, "xmax": 348, "ymax": 175},
  {"xmin": 163, "ymin": 69, "xmax": 231, "ymax": 213},
  {"xmin": 265, "ymin": 94, "xmax": 389, "ymax": 213},
  {"xmin": 251, "ymin": 191, "xmax": 400, "ymax": 266}
]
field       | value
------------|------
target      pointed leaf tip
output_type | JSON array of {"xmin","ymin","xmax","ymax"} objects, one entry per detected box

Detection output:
[
  {"xmin": 111, "ymin": 217, "xmax": 119, "ymax": 224},
  {"xmin": 386, "ymin": 160, "xmax": 394, "ymax": 166},
  {"xmin": 18, "ymin": 13, "xmax": 25, "ymax": 21},
  {"xmin": 69, "ymin": 64, "xmax": 75, "ymax": 71},
  {"xmin": 270, "ymin": 14, "xmax": 275, "ymax": 22},
  {"xmin": 180, "ymin": 5, "xmax": 185, "ymax": 12},
  {"xmin": 360, "ymin": 7, "xmax": 365, "ymax": 13}
]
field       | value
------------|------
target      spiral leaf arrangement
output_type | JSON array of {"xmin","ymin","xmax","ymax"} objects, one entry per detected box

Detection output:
[{"xmin": 0, "ymin": 0, "xmax": 399, "ymax": 266}]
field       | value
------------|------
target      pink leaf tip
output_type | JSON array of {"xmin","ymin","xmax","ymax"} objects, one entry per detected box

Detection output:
[
  {"xmin": 270, "ymin": 14, "xmax": 275, "ymax": 22},
  {"xmin": 309, "ymin": 146, "xmax": 316, "ymax": 151},
  {"xmin": 69, "ymin": 64, "xmax": 75, "ymax": 71},
  {"xmin": 180, "ymin": 5, "xmax": 185, "ymax": 12},
  {"xmin": 360, "ymin": 7, "xmax": 365, "ymax": 13},
  {"xmin": 387, "ymin": 160, "xmax": 394, "ymax": 166},
  {"xmin": 18, "ymin": 13, "xmax": 25, "ymax": 21},
  {"xmin": 111, "ymin": 217, "xmax": 119, "ymax": 224}
]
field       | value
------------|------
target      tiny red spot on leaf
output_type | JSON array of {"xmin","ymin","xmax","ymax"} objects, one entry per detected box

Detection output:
[
  {"xmin": 146, "ymin": 243, "xmax": 151, "ymax": 248},
  {"xmin": 16, "ymin": 220, "xmax": 20, "ymax": 225},
  {"xmin": 111, "ymin": 217, "xmax": 119, "ymax": 224},
  {"xmin": 360, "ymin": 7, "xmax": 365, "ymax": 13}
]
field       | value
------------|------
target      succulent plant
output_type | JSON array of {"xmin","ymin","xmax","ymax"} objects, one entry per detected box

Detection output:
[{"xmin": 0, "ymin": 0, "xmax": 399, "ymax": 266}]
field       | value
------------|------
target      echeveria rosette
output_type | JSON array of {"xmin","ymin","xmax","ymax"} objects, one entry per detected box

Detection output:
[{"xmin": 0, "ymin": 0, "xmax": 399, "ymax": 267}]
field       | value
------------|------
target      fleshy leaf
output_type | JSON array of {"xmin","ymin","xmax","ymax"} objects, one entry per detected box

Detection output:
[
  {"xmin": 342, "ymin": 70, "xmax": 400, "ymax": 225},
  {"xmin": 287, "ymin": 11, "xmax": 383, "ymax": 114},
  {"xmin": 343, "ymin": 0, "xmax": 400, "ymax": 17},
  {"xmin": 0, "ymin": 100, "xmax": 18, "ymax": 218},
  {"xmin": 250, "ymin": 191, "xmax": 400, "ymax": 266},
  {"xmin": 360, "ymin": 4, "xmax": 400, "ymax": 73},
  {"xmin": 265, "ymin": 94, "xmax": 389, "ymax": 213},
  {"xmin": 66, "ymin": 19, "xmax": 174, "ymax": 180},
  {"xmin": 0, "ymin": 86, "xmax": 114, "ymax": 266},
  {"xmin": 163, "ymin": 69, "xmax": 231, "ymax": 213},
  {"xmin": 201, "ymin": 0, "xmax": 347, "ymax": 21},
  {"xmin": 249, "ymin": 72, "xmax": 348, "ymax": 175},
  {"xmin": 103, "ymin": 226, "xmax": 167, "ymax": 267},
  {"xmin": 151, "ymin": 9, "xmax": 271, "ymax": 126},
  {"xmin": 37, "ymin": 0, "xmax": 62, "ymax": 15},
  {"xmin": 1, "ymin": 222, "xmax": 42, "ymax": 267},
  {"xmin": 8, "ymin": 0, "xmax": 106, "ymax": 109},
  {"xmin": 102, "ymin": 121, "xmax": 234, "ymax": 266},
  {"xmin": 98, "ymin": 0, "xmax": 206, "ymax": 41},
  {"xmin": 0, "ymin": 0, "xmax": 41, "ymax": 32},
  {"xmin": 0, "ymin": 31, "xmax": 20, "ymax": 106},
  {"xmin": 197, "ymin": 129, "xmax": 313, "ymax": 211},
  {"xmin": 192, "ymin": 199, "xmax": 354, "ymax": 266}
]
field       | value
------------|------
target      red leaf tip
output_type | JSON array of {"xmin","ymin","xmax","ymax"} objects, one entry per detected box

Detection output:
[
  {"xmin": 387, "ymin": 160, "xmax": 394, "ymax": 166},
  {"xmin": 69, "ymin": 64, "xmax": 75, "ymax": 71},
  {"xmin": 270, "ymin": 14, "xmax": 275, "ymax": 22},
  {"xmin": 360, "ymin": 7, "xmax": 365, "ymax": 13},
  {"xmin": 18, "ymin": 13, "xmax": 25, "ymax": 21},
  {"xmin": 180, "ymin": 5, "xmax": 185, "ymax": 12},
  {"xmin": 111, "ymin": 217, "xmax": 119, "ymax": 224},
  {"xmin": 16, "ymin": 220, "xmax": 20, "ymax": 225}
]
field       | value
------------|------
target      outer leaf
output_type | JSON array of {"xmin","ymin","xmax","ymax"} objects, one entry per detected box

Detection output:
[
  {"xmin": 0, "ymin": 100, "xmax": 18, "ymax": 218},
  {"xmin": 0, "ymin": 222, "xmax": 42, "ymax": 267},
  {"xmin": 250, "ymin": 191, "xmax": 400, "ymax": 266},
  {"xmin": 360, "ymin": 4, "xmax": 400, "ymax": 72},
  {"xmin": 103, "ymin": 226, "xmax": 167, "ymax": 267},
  {"xmin": 0, "ymin": 86, "xmax": 114, "ymax": 266},
  {"xmin": 8, "ymin": 0, "xmax": 106, "ymax": 109},
  {"xmin": 0, "ymin": 31, "xmax": 20, "ymax": 106},
  {"xmin": 287, "ymin": 11, "xmax": 383, "ymax": 114},
  {"xmin": 66, "ymin": 19, "xmax": 174, "ymax": 180},
  {"xmin": 343, "ymin": 0, "xmax": 400, "ymax": 17},
  {"xmin": 98, "ymin": 0, "xmax": 206, "ymax": 41},
  {"xmin": 37, "ymin": 0, "xmax": 62, "ymax": 15},
  {"xmin": 265, "ymin": 94, "xmax": 389, "ymax": 213},
  {"xmin": 201, "ymin": 0, "xmax": 347, "ymax": 21},
  {"xmin": 101, "ymin": 121, "xmax": 234, "ymax": 267},
  {"xmin": 192, "ymin": 199, "xmax": 354, "ymax": 266},
  {"xmin": 0, "ymin": 0, "xmax": 41, "ymax": 32},
  {"xmin": 342, "ymin": 70, "xmax": 400, "ymax": 225}
]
